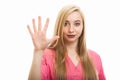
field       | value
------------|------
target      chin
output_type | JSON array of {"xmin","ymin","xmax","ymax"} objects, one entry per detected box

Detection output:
[
  {"xmin": 65, "ymin": 38, "xmax": 77, "ymax": 43},
  {"xmin": 63, "ymin": 36, "xmax": 78, "ymax": 43}
]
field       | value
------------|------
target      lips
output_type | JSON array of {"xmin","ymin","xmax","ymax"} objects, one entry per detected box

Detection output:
[{"xmin": 67, "ymin": 35, "xmax": 75, "ymax": 38}]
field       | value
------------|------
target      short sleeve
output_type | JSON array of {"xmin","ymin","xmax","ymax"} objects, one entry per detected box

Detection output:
[
  {"xmin": 88, "ymin": 49, "xmax": 106, "ymax": 80},
  {"xmin": 98, "ymin": 58, "xmax": 106, "ymax": 80},
  {"xmin": 41, "ymin": 54, "xmax": 51, "ymax": 80},
  {"xmin": 41, "ymin": 49, "xmax": 55, "ymax": 80}
]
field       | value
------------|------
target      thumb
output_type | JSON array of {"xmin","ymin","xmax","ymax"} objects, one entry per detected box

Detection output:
[{"xmin": 48, "ymin": 36, "xmax": 59, "ymax": 44}]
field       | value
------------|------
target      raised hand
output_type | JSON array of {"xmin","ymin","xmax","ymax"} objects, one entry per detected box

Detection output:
[{"xmin": 27, "ymin": 16, "xmax": 59, "ymax": 51}]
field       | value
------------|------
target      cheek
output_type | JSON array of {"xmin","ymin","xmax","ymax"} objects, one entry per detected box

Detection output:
[
  {"xmin": 63, "ymin": 30, "xmax": 65, "ymax": 35},
  {"xmin": 76, "ymin": 27, "xmax": 83, "ymax": 36},
  {"xmin": 63, "ymin": 28, "xmax": 67, "ymax": 34}
]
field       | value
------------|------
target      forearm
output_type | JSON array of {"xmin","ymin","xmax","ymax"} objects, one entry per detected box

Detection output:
[{"xmin": 28, "ymin": 50, "xmax": 43, "ymax": 80}]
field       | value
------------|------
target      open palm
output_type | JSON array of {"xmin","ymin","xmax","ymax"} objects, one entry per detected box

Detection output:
[{"xmin": 27, "ymin": 16, "xmax": 59, "ymax": 51}]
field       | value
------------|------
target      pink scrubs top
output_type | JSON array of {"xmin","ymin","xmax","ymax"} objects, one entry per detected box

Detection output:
[{"xmin": 41, "ymin": 49, "xmax": 106, "ymax": 80}]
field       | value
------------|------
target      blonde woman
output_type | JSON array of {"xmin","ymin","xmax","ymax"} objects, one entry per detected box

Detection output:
[{"xmin": 27, "ymin": 4, "xmax": 106, "ymax": 80}]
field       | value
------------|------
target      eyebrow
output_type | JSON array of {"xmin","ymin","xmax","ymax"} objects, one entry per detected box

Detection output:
[
  {"xmin": 65, "ymin": 20, "xmax": 81, "ymax": 23},
  {"xmin": 65, "ymin": 20, "xmax": 69, "ymax": 22},
  {"xmin": 74, "ymin": 20, "xmax": 81, "ymax": 23}
]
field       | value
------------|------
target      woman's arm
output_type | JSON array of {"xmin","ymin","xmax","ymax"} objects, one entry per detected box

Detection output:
[
  {"xmin": 28, "ymin": 50, "xmax": 43, "ymax": 80},
  {"xmin": 27, "ymin": 16, "xmax": 59, "ymax": 80}
]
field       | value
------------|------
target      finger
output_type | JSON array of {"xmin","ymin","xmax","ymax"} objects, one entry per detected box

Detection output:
[
  {"xmin": 32, "ymin": 18, "xmax": 37, "ymax": 33},
  {"xmin": 38, "ymin": 16, "xmax": 42, "ymax": 32},
  {"xmin": 48, "ymin": 36, "xmax": 59, "ymax": 43},
  {"xmin": 27, "ymin": 25, "xmax": 33, "ymax": 36},
  {"xmin": 43, "ymin": 18, "xmax": 49, "ymax": 32}
]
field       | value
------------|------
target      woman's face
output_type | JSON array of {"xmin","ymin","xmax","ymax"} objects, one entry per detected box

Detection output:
[{"xmin": 63, "ymin": 11, "xmax": 83, "ymax": 43}]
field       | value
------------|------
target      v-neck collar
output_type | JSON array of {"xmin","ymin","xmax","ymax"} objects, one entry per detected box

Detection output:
[{"xmin": 66, "ymin": 54, "xmax": 80, "ymax": 68}]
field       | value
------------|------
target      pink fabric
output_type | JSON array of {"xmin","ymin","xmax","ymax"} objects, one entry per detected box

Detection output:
[{"xmin": 41, "ymin": 49, "xmax": 106, "ymax": 80}]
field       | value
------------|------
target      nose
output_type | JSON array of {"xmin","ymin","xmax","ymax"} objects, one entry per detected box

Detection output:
[{"xmin": 69, "ymin": 25, "xmax": 74, "ymax": 33}]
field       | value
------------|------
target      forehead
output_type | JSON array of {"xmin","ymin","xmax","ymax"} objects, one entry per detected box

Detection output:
[{"xmin": 66, "ymin": 11, "xmax": 82, "ymax": 22}]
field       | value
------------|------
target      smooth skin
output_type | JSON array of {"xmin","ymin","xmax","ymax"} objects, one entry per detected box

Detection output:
[{"xmin": 63, "ymin": 11, "xmax": 83, "ymax": 43}]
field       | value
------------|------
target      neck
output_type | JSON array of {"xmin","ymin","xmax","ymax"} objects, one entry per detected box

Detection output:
[
  {"xmin": 65, "ymin": 41, "xmax": 80, "ymax": 65},
  {"xmin": 65, "ymin": 41, "xmax": 78, "ymax": 55}
]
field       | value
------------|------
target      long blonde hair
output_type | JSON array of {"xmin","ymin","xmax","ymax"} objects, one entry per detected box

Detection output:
[{"xmin": 49, "ymin": 4, "xmax": 97, "ymax": 80}]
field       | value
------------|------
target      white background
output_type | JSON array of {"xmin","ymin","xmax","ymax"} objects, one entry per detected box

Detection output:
[{"xmin": 0, "ymin": 0, "xmax": 120, "ymax": 80}]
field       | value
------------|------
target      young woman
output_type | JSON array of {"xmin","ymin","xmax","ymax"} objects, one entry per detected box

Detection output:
[{"xmin": 27, "ymin": 4, "xmax": 106, "ymax": 80}]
